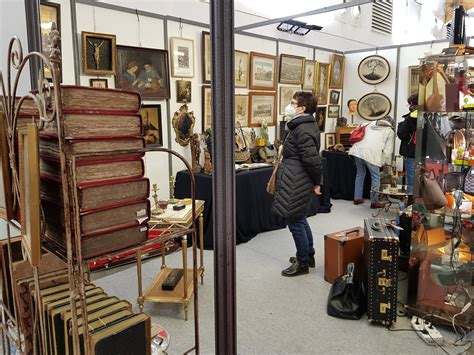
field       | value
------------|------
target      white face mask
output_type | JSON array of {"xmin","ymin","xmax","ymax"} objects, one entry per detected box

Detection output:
[{"xmin": 284, "ymin": 104, "xmax": 297, "ymax": 118}]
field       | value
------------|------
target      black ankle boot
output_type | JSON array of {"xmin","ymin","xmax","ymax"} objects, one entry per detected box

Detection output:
[
  {"xmin": 281, "ymin": 261, "xmax": 309, "ymax": 277},
  {"xmin": 289, "ymin": 256, "xmax": 315, "ymax": 268}
]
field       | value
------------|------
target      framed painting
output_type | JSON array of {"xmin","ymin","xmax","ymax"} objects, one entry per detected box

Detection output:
[
  {"xmin": 279, "ymin": 86, "xmax": 299, "ymax": 115},
  {"xmin": 0, "ymin": 114, "xmax": 13, "ymax": 220},
  {"xmin": 115, "ymin": 45, "xmax": 170, "ymax": 100},
  {"xmin": 89, "ymin": 78, "xmax": 108, "ymax": 88},
  {"xmin": 329, "ymin": 54, "xmax": 345, "ymax": 89},
  {"xmin": 202, "ymin": 86, "xmax": 212, "ymax": 131},
  {"xmin": 358, "ymin": 55, "xmax": 390, "ymax": 85},
  {"xmin": 81, "ymin": 31, "xmax": 116, "ymax": 75},
  {"xmin": 18, "ymin": 124, "xmax": 41, "ymax": 267},
  {"xmin": 202, "ymin": 31, "xmax": 211, "ymax": 84},
  {"xmin": 408, "ymin": 65, "xmax": 419, "ymax": 96},
  {"xmin": 302, "ymin": 60, "xmax": 316, "ymax": 90},
  {"xmin": 235, "ymin": 95, "xmax": 249, "ymax": 128},
  {"xmin": 249, "ymin": 52, "xmax": 276, "ymax": 91},
  {"xmin": 176, "ymin": 80, "xmax": 192, "ymax": 103},
  {"xmin": 279, "ymin": 54, "xmax": 304, "ymax": 85},
  {"xmin": 316, "ymin": 106, "xmax": 327, "ymax": 132},
  {"xmin": 139, "ymin": 104, "xmax": 163, "ymax": 146},
  {"xmin": 170, "ymin": 37, "xmax": 194, "ymax": 78},
  {"xmin": 40, "ymin": 1, "xmax": 61, "ymax": 81},
  {"xmin": 329, "ymin": 90, "xmax": 340, "ymax": 105},
  {"xmin": 235, "ymin": 50, "xmax": 249, "ymax": 88},
  {"xmin": 357, "ymin": 92, "xmax": 392, "ymax": 121},
  {"xmin": 325, "ymin": 133, "xmax": 336, "ymax": 149},
  {"xmin": 328, "ymin": 105, "xmax": 340, "ymax": 119},
  {"xmin": 248, "ymin": 92, "xmax": 276, "ymax": 127},
  {"xmin": 315, "ymin": 62, "xmax": 330, "ymax": 105}
]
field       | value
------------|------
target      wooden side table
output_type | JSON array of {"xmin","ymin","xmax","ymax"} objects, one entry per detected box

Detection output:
[{"xmin": 136, "ymin": 200, "xmax": 205, "ymax": 320}]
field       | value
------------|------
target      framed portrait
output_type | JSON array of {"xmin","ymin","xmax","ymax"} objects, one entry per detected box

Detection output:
[
  {"xmin": 115, "ymin": 45, "xmax": 170, "ymax": 100},
  {"xmin": 408, "ymin": 65, "xmax": 419, "ymax": 96},
  {"xmin": 40, "ymin": 2, "xmax": 61, "ymax": 81},
  {"xmin": 18, "ymin": 124, "xmax": 41, "ymax": 267},
  {"xmin": 329, "ymin": 54, "xmax": 345, "ymax": 89},
  {"xmin": 358, "ymin": 55, "xmax": 390, "ymax": 85},
  {"xmin": 329, "ymin": 90, "xmax": 340, "ymax": 105},
  {"xmin": 325, "ymin": 133, "xmax": 336, "ymax": 149},
  {"xmin": 303, "ymin": 60, "xmax": 316, "ymax": 90},
  {"xmin": 89, "ymin": 78, "xmax": 108, "ymax": 88},
  {"xmin": 315, "ymin": 62, "xmax": 330, "ymax": 105},
  {"xmin": 249, "ymin": 52, "xmax": 276, "ymax": 91},
  {"xmin": 316, "ymin": 106, "xmax": 327, "ymax": 132},
  {"xmin": 202, "ymin": 86, "xmax": 212, "ymax": 131},
  {"xmin": 170, "ymin": 37, "xmax": 194, "ymax": 78},
  {"xmin": 328, "ymin": 105, "xmax": 340, "ymax": 119},
  {"xmin": 202, "ymin": 31, "xmax": 211, "ymax": 84},
  {"xmin": 235, "ymin": 50, "xmax": 249, "ymax": 88},
  {"xmin": 0, "ymin": 115, "xmax": 13, "ymax": 220},
  {"xmin": 357, "ymin": 92, "xmax": 392, "ymax": 121},
  {"xmin": 279, "ymin": 86, "xmax": 299, "ymax": 115},
  {"xmin": 81, "ymin": 31, "xmax": 116, "ymax": 75},
  {"xmin": 279, "ymin": 54, "xmax": 304, "ymax": 85},
  {"xmin": 176, "ymin": 80, "xmax": 192, "ymax": 103},
  {"xmin": 139, "ymin": 104, "xmax": 163, "ymax": 146},
  {"xmin": 235, "ymin": 95, "xmax": 249, "ymax": 128},
  {"xmin": 248, "ymin": 92, "xmax": 276, "ymax": 127}
]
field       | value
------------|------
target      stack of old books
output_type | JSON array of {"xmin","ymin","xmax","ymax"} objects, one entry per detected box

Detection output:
[{"xmin": 39, "ymin": 85, "xmax": 150, "ymax": 259}]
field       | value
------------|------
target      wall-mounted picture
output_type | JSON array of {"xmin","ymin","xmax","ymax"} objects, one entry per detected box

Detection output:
[
  {"xmin": 82, "ymin": 31, "xmax": 116, "ymax": 75},
  {"xmin": 303, "ymin": 60, "xmax": 316, "ymax": 90},
  {"xmin": 40, "ymin": 2, "xmax": 61, "ymax": 81},
  {"xmin": 139, "ymin": 104, "xmax": 163, "ymax": 146},
  {"xmin": 329, "ymin": 90, "xmax": 340, "ymax": 105},
  {"xmin": 115, "ymin": 45, "xmax": 170, "ymax": 100},
  {"xmin": 0, "ymin": 115, "xmax": 13, "ymax": 220},
  {"xmin": 170, "ymin": 37, "xmax": 194, "ymax": 78},
  {"xmin": 328, "ymin": 105, "xmax": 340, "ymax": 118},
  {"xmin": 235, "ymin": 50, "xmax": 249, "ymax": 88},
  {"xmin": 89, "ymin": 78, "xmax": 108, "ymax": 88},
  {"xmin": 202, "ymin": 86, "xmax": 212, "ymax": 131},
  {"xmin": 357, "ymin": 92, "xmax": 392, "ymax": 121},
  {"xmin": 316, "ymin": 106, "xmax": 327, "ymax": 132},
  {"xmin": 358, "ymin": 55, "xmax": 390, "ymax": 85},
  {"xmin": 248, "ymin": 92, "xmax": 276, "ymax": 127},
  {"xmin": 202, "ymin": 31, "xmax": 211, "ymax": 84},
  {"xmin": 408, "ymin": 65, "xmax": 419, "ymax": 96},
  {"xmin": 249, "ymin": 52, "xmax": 276, "ymax": 91},
  {"xmin": 279, "ymin": 54, "xmax": 304, "ymax": 85},
  {"xmin": 329, "ymin": 54, "xmax": 345, "ymax": 89},
  {"xmin": 315, "ymin": 62, "xmax": 330, "ymax": 105},
  {"xmin": 176, "ymin": 80, "xmax": 192, "ymax": 103},
  {"xmin": 235, "ymin": 95, "xmax": 249, "ymax": 128},
  {"xmin": 325, "ymin": 133, "xmax": 336, "ymax": 149},
  {"xmin": 279, "ymin": 86, "xmax": 299, "ymax": 115}
]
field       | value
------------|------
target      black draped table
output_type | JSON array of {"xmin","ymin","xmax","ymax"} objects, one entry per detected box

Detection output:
[
  {"xmin": 174, "ymin": 160, "xmax": 331, "ymax": 249},
  {"xmin": 321, "ymin": 150, "xmax": 371, "ymax": 200}
]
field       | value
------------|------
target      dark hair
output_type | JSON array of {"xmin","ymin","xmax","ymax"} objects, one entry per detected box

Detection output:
[
  {"xmin": 407, "ymin": 93, "xmax": 418, "ymax": 105},
  {"xmin": 347, "ymin": 99, "xmax": 357, "ymax": 108},
  {"xmin": 127, "ymin": 61, "xmax": 138, "ymax": 69},
  {"xmin": 293, "ymin": 91, "xmax": 317, "ymax": 114}
]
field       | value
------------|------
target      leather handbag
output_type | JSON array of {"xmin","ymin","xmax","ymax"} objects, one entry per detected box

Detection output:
[
  {"xmin": 420, "ymin": 169, "xmax": 448, "ymax": 210},
  {"xmin": 266, "ymin": 145, "xmax": 283, "ymax": 194},
  {"xmin": 327, "ymin": 263, "xmax": 366, "ymax": 320},
  {"xmin": 348, "ymin": 124, "xmax": 368, "ymax": 143}
]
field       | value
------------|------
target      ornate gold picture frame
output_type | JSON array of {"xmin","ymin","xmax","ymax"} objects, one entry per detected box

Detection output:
[
  {"xmin": 172, "ymin": 104, "xmax": 196, "ymax": 146},
  {"xmin": 0, "ymin": 114, "xmax": 13, "ymax": 220},
  {"xmin": 81, "ymin": 31, "xmax": 116, "ymax": 75}
]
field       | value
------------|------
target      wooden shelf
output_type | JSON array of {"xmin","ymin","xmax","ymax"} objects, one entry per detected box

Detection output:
[{"xmin": 143, "ymin": 267, "xmax": 194, "ymax": 303}]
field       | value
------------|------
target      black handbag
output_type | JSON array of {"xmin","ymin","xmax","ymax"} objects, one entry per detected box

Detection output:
[{"xmin": 327, "ymin": 263, "xmax": 366, "ymax": 320}]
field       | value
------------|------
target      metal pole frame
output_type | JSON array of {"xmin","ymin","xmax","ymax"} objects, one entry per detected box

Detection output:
[{"xmin": 24, "ymin": 0, "xmax": 42, "ymax": 90}]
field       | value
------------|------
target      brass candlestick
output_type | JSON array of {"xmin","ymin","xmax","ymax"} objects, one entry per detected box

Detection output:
[
  {"xmin": 168, "ymin": 176, "xmax": 179, "ymax": 204},
  {"xmin": 152, "ymin": 184, "xmax": 164, "ymax": 215}
]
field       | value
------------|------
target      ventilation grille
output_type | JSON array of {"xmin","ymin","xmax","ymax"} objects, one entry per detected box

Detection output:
[{"xmin": 372, "ymin": 0, "xmax": 393, "ymax": 35}]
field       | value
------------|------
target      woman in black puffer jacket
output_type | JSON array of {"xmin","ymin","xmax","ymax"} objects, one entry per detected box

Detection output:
[{"xmin": 272, "ymin": 91, "xmax": 322, "ymax": 277}]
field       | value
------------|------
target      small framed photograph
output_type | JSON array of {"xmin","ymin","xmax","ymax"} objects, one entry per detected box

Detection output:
[
  {"xmin": 248, "ymin": 91, "xmax": 277, "ymax": 127},
  {"xmin": 329, "ymin": 90, "xmax": 340, "ymax": 105},
  {"xmin": 18, "ymin": 124, "xmax": 41, "ymax": 267},
  {"xmin": 176, "ymin": 80, "xmax": 192, "ymax": 103},
  {"xmin": 170, "ymin": 37, "xmax": 195, "ymax": 78},
  {"xmin": 81, "ymin": 31, "xmax": 116, "ymax": 75},
  {"xmin": 328, "ymin": 105, "xmax": 340, "ymax": 118},
  {"xmin": 279, "ymin": 86, "xmax": 299, "ymax": 115},
  {"xmin": 358, "ymin": 55, "xmax": 390, "ymax": 85},
  {"xmin": 139, "ymin": 104, "xmax": 163, "ymax": 146},
  {"xmin": 329, "ymin": 54, "xmax": 345, "ymax": 89},
  {"xmin": 249, "ymin": 52, "xmax": 277, "ymax": 91},
  {"xmin": 408, "ymin": 65, "xmax": 419, "ymax": 96},
  {"xmin": 302, "ymin": 60, "xmax": 316, "ymax": 90},
  {"xmin": 325, "ymin": 133, "xmax": 336, "ymax": 149},
  {"xmin": 202, "ymin": 85, "xmax": 212, "ymax": 131},
  {"xmin": 202, "ymin": 31, "xmax": 211, "ymax": 84},
  {"xmin": 89, "ymin": 78, "xmax": 108, "ymax": 88},
  {"xmin": 0, "ymin": 115, "xmax": 13, "ymax": 220},
  {"xmin": 279, "ymin": 54, "xmax": 304, "ymax": 85},
  {"xmin": 316, "ymin": 106, "xmax": 327, "ymax": 132},
  {"xmin": 235, "ymin": 95, "xmax": 249, "ymax": 128},
  {"xmin": 40, "ymin": 1, "xmax": 61, "ymax": 82},
  {"xmin": 235, "ymin": 50, "xmax": 249, "ymax": 88}
]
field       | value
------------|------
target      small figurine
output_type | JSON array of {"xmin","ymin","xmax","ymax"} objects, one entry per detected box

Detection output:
[
  {"xmin": 168, "ymin": 176, "xmax": 179, "ymax": 204},
  {"xmin": 190, "ymin": 133, "xmax": 202, "ymax": 174},
  {"xmin": 347, "ymin": 99, "xmax": 358, "ymax": 126},
  {"xmin": 152, "ymin": 184, "xmax": 164, "ymax": 215},
  {"xmin": 260, "ymin": 119, "xmax": 269, "ymax": 146}
]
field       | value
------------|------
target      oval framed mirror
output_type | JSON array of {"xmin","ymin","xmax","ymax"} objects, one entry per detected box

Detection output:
[{"xmin": 172, "ymin": 104, "xmax": 196, "ymax": 146}]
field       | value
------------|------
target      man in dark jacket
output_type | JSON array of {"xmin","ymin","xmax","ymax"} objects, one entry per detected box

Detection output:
[
  {"xmin": 272, "ymin": 92, "xmax": 322, "ymax": 277},
  {"xmin": 397, "ymin": 93, "xmax": 418, "ymax": 193}
]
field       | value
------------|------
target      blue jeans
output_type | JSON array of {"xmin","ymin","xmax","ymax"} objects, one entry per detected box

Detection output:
[
  {"xmin": 404, "ymin": 157, "xmax": 415, "ymax": 194},
  {"xmin": 354, "ymin": 156, "xmax": 381, "ymax": 202},
  {"xmin": 288, "ymin": 218, "xmax": 314, "ymax": 263}
]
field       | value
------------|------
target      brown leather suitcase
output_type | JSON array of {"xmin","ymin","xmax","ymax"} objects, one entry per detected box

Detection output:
[{"xmin": 324, "ymin": 227, "xmax": 364, "ymax": 283}]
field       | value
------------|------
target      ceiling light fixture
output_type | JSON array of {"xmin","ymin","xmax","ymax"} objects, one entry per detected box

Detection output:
[{"xmin": 277, "ymin": 20, "xmax": 323, "ymax": 36}]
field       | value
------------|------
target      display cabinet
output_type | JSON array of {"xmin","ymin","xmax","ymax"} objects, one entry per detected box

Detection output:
[{"xmin": 407, "ymin": 53, "xmax": 474, "ymax": 331}]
